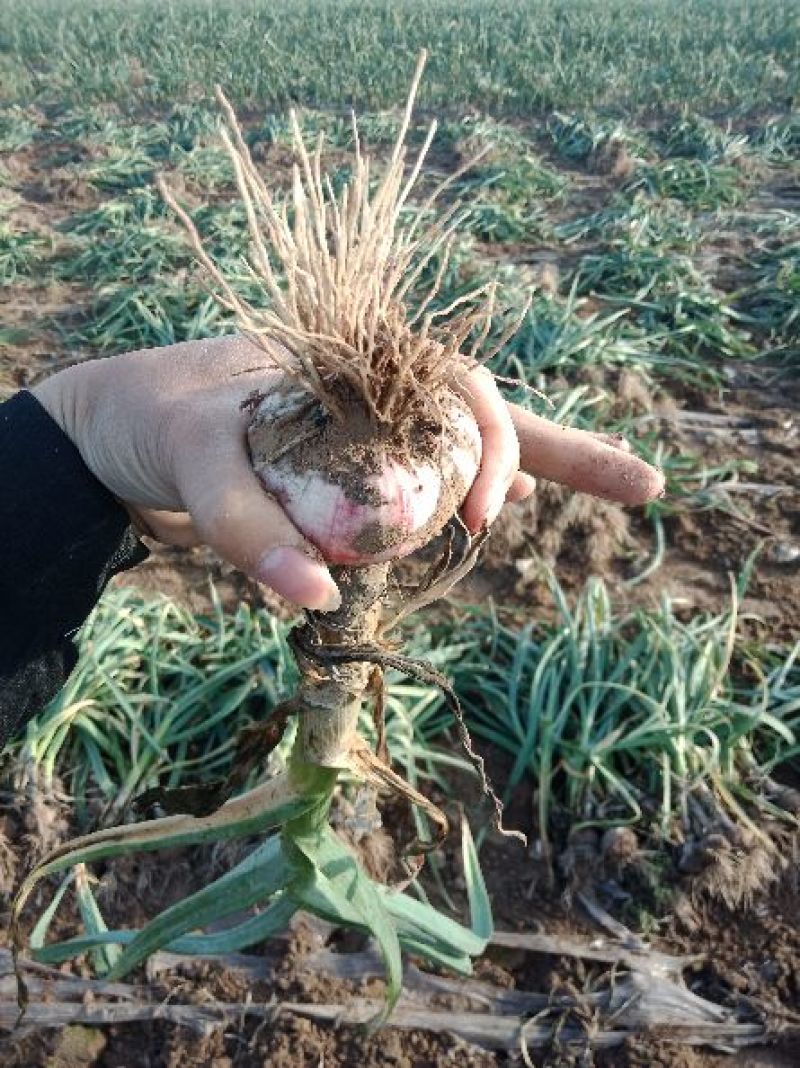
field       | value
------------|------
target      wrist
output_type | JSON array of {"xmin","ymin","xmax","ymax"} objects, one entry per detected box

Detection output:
[{"xmin": 31, "ymin": 361, "xmax": 103, "ymax": 449}]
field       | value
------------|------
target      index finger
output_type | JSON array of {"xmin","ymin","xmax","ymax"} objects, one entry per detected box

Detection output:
[{"xmin": 509, "ymin": 403, "xmax": 665, "ymax": 505}]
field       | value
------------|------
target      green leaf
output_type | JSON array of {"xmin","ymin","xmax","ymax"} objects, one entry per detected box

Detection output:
[
  {"xmin": 397, "ymin": 934, "xmax": 473, "ymax": 976},
  {"xmin": 34, "ymin": 894, "xmax": 298, "ymax": 965},
  {"xmin": 461, "ymin": 817, "xmax": 493, "ymax": 943},
  {"xmin": 29, "ymin": 870, "xmax": 75, "ymax": 951},
  {"xmin": 74, "ymin": 864, "xmax": 121, "ymax": 975},
  {"xmin": 103, "ymin": 835, "xmax": 290, "ymax": 980},
  {"xmin": 382, "ymin": 889, "xmax": 486, "ymax": 958},
  {"xmin": 14, "ymin": 772, "xmax": 310, "ymax": 936},
  {"xmin": 286, "ymin": 825, "xmax": 402, "ymax": 1022},
  {"xmin": 286, "ymin": 850, "xmax": 364, "ymax": 928}
]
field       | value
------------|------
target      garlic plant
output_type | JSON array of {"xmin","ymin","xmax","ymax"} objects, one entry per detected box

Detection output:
[{"xmin": 13, "ymin": 53, "xmax": 518, "ymax": 1021}]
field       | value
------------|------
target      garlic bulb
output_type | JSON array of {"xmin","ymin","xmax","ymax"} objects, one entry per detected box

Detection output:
[{"xmin": 248, "ymin": 388, "xmax": 481, "ymax": 564}]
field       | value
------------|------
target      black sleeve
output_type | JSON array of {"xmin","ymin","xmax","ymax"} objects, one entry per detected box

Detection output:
[{"xmin": 0, "ymin": 390, "xmax": 149, "ymax": 749}]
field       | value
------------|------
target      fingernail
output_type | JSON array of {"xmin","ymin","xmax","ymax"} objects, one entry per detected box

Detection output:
[
  {"xmin": 256, "ymin": 546, "xmax": 342, "ymax": 612},
  {"xmin": 485, "ymin": 485, "xmax": 507, "ymax": 527}
]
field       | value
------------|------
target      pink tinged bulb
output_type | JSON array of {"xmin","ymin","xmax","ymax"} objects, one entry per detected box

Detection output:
[
  {"xmin": 248, "ymin": 393, "xmax": 481, "ymax": 565},
  {"xmin": 257, "ymin": 460, "xmax": 442, "ymax": 564}
]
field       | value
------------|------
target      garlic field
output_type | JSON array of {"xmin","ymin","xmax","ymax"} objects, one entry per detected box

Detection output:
[{"xmin": 0, "ymin": 2, "xmax": 798, "ymax": 1065}]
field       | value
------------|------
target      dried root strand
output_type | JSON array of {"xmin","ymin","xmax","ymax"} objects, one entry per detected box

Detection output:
[
  {"xmin": 159, "ymin": 50, "xmax": 524, "ymax": 434},
  {"xmin": 293, "ymin": 632, "xmax": 526, "ymax": 846},
  {"xmin": 435, "ymin": 691, "xmax": 526, "ymax": 846},
  {"xmin": 380, "ymin": 520, "xmax": 489, "ymax": 637}
]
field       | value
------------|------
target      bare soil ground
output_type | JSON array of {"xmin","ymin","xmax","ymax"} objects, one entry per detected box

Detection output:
[{"xmin": 1, "ymin": 803, "xmax": 798, "ymax": 1065}]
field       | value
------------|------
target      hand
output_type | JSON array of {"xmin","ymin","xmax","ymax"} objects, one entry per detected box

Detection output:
[
  {"xmin": 33, "ymin": 337, "xmax": 664, "ymax": 610},
  {"xmin": 455, "ymin": 367, "xmax": 664, "ymax": 533}
]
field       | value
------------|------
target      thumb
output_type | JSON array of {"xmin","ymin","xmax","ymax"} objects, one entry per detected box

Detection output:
[{"xmin": 176, "ymin": 430, "xmax": 342, "ymax": 612}]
